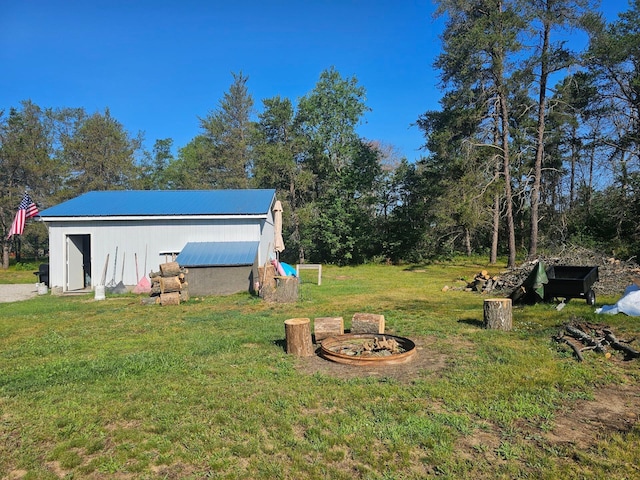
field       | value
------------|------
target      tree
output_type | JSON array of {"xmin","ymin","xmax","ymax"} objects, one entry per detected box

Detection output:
[
  {"xmin": 416, "ymin": 92, "xmax": 493, "ymax": 258},
  {"xmin": 309, "ymin": 140, "xmax": 382, "ymax": 264},
  {"xmin": 198, "ymin": 72, "xmax": 255, "ymax": 189},
  {"xmin": 295, "ymin": 67, "xmax": 376, "ymax": 264},
  {"xmin": 297, "ymin": 66, "xmax": 371, "ymax": 191},
  {"xmin": 253, "ymin": 96, "xmax": 313, "ymax": 262},
  {"xmin": 0, "ymin": 101, "xmax": 61, "ymax": 267},
  {"xmin": 138, "ymin": 138, "xmax": 175, "ymax": 190},
  {"xmin": 60, "ymin": 108, "xmax": 143, "ymax": 194},
  {"xmin": 584, "ymin": 2, "xmax": 640, "ymax": 185},
  {"xmin": 522, "ymin": 0, "xmax": 595, "ymax": 259},
  {"xmin": 433, "ymin": 0, "xmax": 525, "ymax": 266}
]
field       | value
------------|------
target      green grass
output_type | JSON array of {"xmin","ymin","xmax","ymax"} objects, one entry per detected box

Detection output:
[
  {"xmin": 0, "ymin": 261, "xmax": 41, "ymax": 284},
  {"xmin": 1, "ymin": 259, "xmax": 639, "ymax": 479}
]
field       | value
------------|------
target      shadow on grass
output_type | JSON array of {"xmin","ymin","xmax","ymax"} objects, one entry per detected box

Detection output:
[
  {"xmin": 274, "ymin": 338, "xmax": 287, "ymax": 353},
  {"xmin": 457, "ymin": 318, "xmax": 484, "ymax": 328}
]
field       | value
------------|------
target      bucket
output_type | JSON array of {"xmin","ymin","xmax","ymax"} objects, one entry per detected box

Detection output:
[
  {"xmin": 94, "ymin": 285, "xmax": 106, "ymax": 301},
  {"xmin": 37, "ymin": 283, "xmax": 48, "ymax": 295}
]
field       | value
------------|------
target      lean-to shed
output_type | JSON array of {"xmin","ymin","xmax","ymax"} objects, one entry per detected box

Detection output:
[{"xmin": 37, "ymin": 189, "xmax": 277, "ymax": 295}]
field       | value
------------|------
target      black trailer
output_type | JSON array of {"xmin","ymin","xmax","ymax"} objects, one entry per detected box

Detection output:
[{"xmin": 544, "ymin": 265, "xmax": 599, "ymax": 305}]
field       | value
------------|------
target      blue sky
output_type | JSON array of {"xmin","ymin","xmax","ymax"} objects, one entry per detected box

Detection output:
[{"xmin": 0, "ymin": 1, "xmax": 629, "ymax": 163}]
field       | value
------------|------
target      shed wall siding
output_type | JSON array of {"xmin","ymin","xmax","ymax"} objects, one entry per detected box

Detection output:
[{"xmin": 47, "ymin": 218, "xmax": 267, "ymax": 290}]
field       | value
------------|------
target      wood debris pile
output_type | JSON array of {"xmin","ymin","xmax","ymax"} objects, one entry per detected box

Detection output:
[
  {"xmin": 553, "ymin": 317, "xmax": 640, "ymax": 362},
  {"xmin": 326, "ymin": 336, "xmax": 406, "ymax": 357},
  {"xmin": 450, "ymin": 245, "xmax": 640, "ymax": 296}
]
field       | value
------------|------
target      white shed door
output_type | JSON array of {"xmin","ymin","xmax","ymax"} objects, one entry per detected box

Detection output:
[{"xmin": 67, "ymin": 235, "xmax": 84, "ymax": 290}]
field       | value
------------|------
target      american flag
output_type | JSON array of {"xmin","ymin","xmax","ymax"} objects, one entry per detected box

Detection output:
[{"xmin": 7, "ymin": 192, "xmax": 39, "ymax": 239}]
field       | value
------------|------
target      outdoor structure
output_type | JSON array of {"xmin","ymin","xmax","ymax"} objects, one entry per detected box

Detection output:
[{"xmin": 37, "ymin": 189, "xmax": 278, "ymax": 295}]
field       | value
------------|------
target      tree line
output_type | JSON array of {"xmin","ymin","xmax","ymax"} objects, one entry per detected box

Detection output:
[{"xmin": 2, "ymin": 0, "xmax": 639, "ymax": 269}]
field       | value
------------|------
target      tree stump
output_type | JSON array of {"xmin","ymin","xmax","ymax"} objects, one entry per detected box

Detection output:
[
  {"xmin": 262, "ymin": 276, "xmax": 298, "ymax": 303},
  {"xmin": 314, "ymin": 317, "xmax": 344, "ymax": 342},
  {"xmin": 483, "ymin": 298, "xmax": 512, "ymax": 331},
  {"xmin": 258, "ymin": 265, "xmax": 277, "ymax": 290},
  {"xmin": 284, "ymin": 318, "xmax": 314, "ymax": 357},
  {"xmin": 351, "ymin": 313, "xmax": 385, "ymax": 334}
]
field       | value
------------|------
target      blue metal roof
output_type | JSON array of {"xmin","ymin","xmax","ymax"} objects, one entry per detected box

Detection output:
[
  {"xmin": 176, "ymin": 241, "xmax": 259, "ymax": 267},
  {"xmin": 38, "ymin": 189, "xmax": 276, "ymax": 217}
]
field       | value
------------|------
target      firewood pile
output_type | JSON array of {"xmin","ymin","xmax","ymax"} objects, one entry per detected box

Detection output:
[
  {"xmin": 466, "ymin": 270, "xmax": 506, "ymax": 294},
  {"xmin": 553, "ymin": 317, "xmax": 640, "ymax": 362},
  {"xmin": 325, "ymin": 335, "xmax": 406, "ymax": 358},
  {"xmin": 455, "ymin": 245, "xmax": 640, "ymax": 296},
  {"xmin": 141, "ymin": 261, "xmax": 189, "ymax": 306}
]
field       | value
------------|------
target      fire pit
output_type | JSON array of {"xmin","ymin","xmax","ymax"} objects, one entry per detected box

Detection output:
[{"xmin": 319, "ymin": 333, "xmax": 417, "ymax": 366}]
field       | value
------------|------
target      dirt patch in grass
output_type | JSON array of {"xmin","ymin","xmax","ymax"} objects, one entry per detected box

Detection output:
[
  {"xmin": 299, "ymin": 336, "xmax": 640, "ymax": 453},
  {"xmin": 543, "ymin": 382, "xmax": 640, "ymax": 449},
  {"xmin": 454, "ymin": 381, "xmax": 640, "ymax": 463},
  {"xmin": 296, "ymin": 335, "xmax": 448, "ymax": 381}
]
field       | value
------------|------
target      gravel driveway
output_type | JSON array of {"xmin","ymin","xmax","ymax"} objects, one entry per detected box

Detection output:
[{"xmin": 0, "ymin": 284, "xmax": 39, "ymax": 303}]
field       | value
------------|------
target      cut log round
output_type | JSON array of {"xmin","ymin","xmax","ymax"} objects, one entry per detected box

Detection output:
[
  {"xmin": 314, "ymin": 317, "xmax": 344, "ymax": 342},
  {"xmin": 140, "ymin": 296, "xmax": 160, "ymax": 306},
  {"xmin": 159, "ymin": 291, "xmax": 180, "ymax": 306},
  {"xmin": 284, "ymin": 318, "xmax": 314, "ymax": 356},
  {"xmin": 351, "ymin": 313, "xmax": 385, "ymax": 334},
  {"xmin": 160, "ymin": 275, "xmax": 182, "ymax": 293},
  {"xmin": 160, "ymin": 261, "xmax": 181, "ymax": 277},
  {"xmin": 483, "ymin": 298, "xmax": 512, "ymax": 331}
]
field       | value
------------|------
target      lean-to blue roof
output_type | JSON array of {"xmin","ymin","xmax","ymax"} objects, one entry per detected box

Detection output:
[
  {"xmin": 38, "ymin": 189, "xmax": 276, "ymax": 217},
  {"xmin": 176, "ymin": 241, "xmax": 259, "ymax": 266}
]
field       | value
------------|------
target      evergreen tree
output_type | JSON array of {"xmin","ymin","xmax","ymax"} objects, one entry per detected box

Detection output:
[
  {"xmin": 60, "ymin": 108, "xmax": 143, "ymax": 194},
  {"xmin": 198, "ymin": 72, "xmax": 255, "ymax": 189},
  {"xmin": 0, "ymin": 101, "xmax": 60, "ymax": 267},
  {"xmin": 431, "ymin": 0, "xmax": 525, "ymax": 266},
  {"xmin": 522, "ymin": 0, "xmax": 595, "ymax": 258}
]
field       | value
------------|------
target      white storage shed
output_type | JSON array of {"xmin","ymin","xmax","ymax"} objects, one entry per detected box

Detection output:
[{"xmin": 37, "ymin": 189, "xmax": 277, "ymax": 294}]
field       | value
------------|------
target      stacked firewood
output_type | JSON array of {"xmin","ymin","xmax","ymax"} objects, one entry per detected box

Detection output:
[
  {"xmin": 467, "ymin": 270, "xmax": 506, "ymax": 293},
  {"xmin": 144, "ymin": 261, "xmax": 189, "ymax": 305}
]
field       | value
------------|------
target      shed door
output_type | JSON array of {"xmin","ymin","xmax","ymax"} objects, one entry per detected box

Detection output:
[{"xmin": 67, "ymin": 235, "xmax": 85, "ymax": 290}]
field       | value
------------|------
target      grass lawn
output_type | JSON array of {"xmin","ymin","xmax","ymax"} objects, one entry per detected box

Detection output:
[{"xmin": 1, "ymin": 259, "xmax": 639, "ymax": 479}]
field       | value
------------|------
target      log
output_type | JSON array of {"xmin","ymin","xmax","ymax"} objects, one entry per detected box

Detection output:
[
  {"xmin": 314, "ymin": 317, "xmax": 344, "ymax": 342},
  {"xmin": 140, "ymin": 296, "xmax": 160, "ymax": 306},
  {"xmin": 179, "ymin": 289, "xmax": 190, "ymax": 303},
  {"xmin": 565, "ymin": 325, "xmax": 606, "ymax": 353},
  {"xmin": 258, "ymin": 265, "xmax": 277, "ymax": 290},
  {"xmin": 351, "ymin": 313, "xmax": 385, "ymax": 334},
  {"xmin": 483, "ymin": 298, "xmax": 512, "ymax": 331},
  {"xmin": 554, "ymin": 334, "xmax": 584, "ymax": 361},
  {"xmin": 261, "ymin": 276, "xmax": 298, "ymax": 303},
  {"xmin": 160, "ymin": 275, "xmax": 182, "ymax": 293},
  {"xmin": 604, "ymin": 330, "xmax": 640, "ymax": 359},
  {"xmin": 284, "ymin": 318, "xmax": 314, "ymax": 356},
  {"xmin": 160, "ymin": 261, "xmax": 181, "ymax": 277},
  {"xmin": 159, "ymin": 291, "xmax": 180, "ymax": 306}
]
